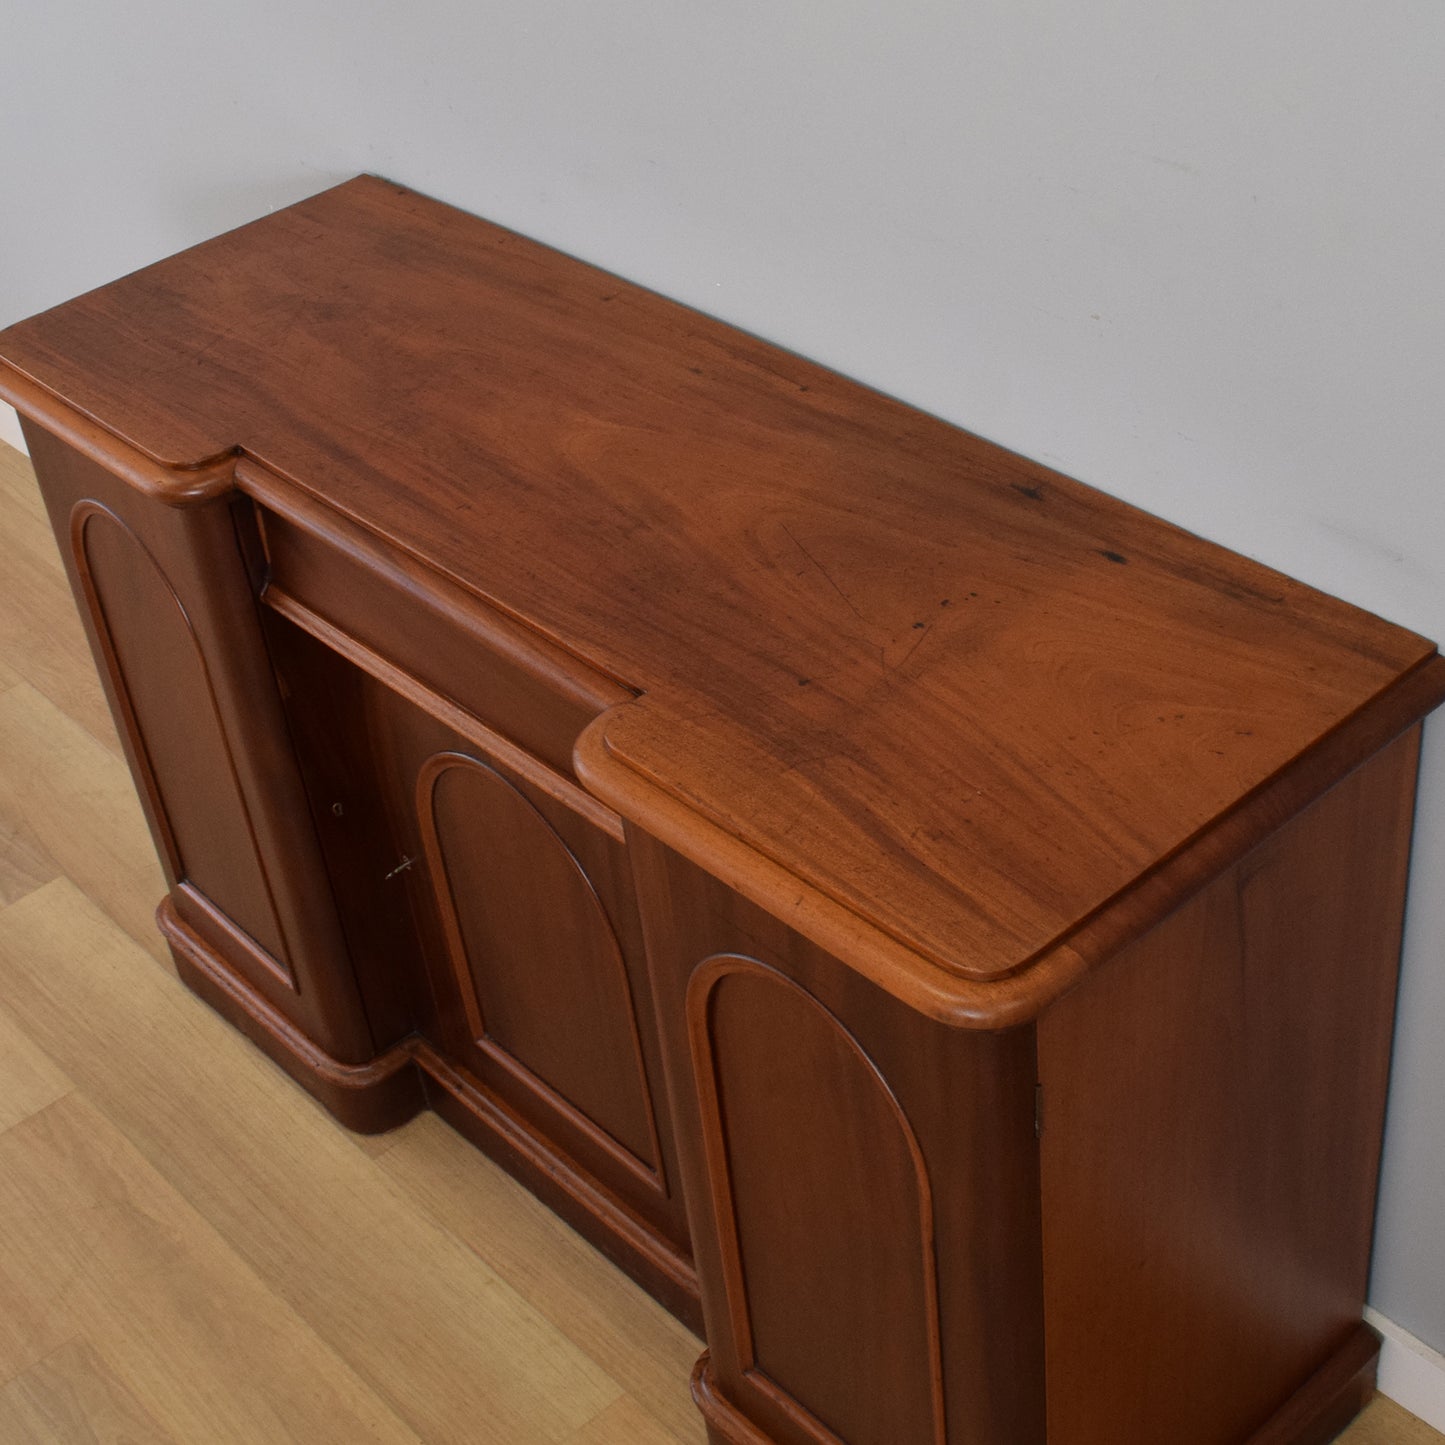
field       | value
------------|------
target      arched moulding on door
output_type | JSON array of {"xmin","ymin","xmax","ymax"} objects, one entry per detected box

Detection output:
[
  {"xmin": 416, "ymin": 749, "xmax": 665, "ymax": 1187},
  {"xmin": 70, "ymin": 499, "xmax": 295, "ymax": 988},
  {"xmin": 686, "ymin": 953, "xmax": 947, "ymax": 1445}
]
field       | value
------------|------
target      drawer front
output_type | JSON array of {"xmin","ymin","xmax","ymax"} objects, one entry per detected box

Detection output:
[{"xmin": 249, "ymin": 487, "xmax": 631, "ymax": 778}]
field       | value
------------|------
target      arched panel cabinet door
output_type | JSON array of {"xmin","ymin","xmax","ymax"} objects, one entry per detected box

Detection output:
[
  {"xmin": 73, "ymin": 502, "xmax": 295, "ymax": 975},
  {"xmin": 22, "ymin": 428, "xmax": 374, "ymax": 1068},
  {"xmin": 688, "ymin": 955, "xmax": 947, "ymax": 1445},
  {"xmin": 417, "ymin": 751, "xmax": 665, "ymax": 1189}
]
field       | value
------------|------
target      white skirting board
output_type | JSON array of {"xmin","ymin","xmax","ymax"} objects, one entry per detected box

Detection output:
[
  {"xmin": 1368, "ymin": 1308, "xmax": 1445, "ymax": 1431},
  {"xmin": 0, "ymin": 401, "xmax": 28, "ymax": 454}
]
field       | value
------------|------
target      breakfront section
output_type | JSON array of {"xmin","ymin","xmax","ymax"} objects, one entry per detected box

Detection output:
[
  {"xmin": 242, "ymin": 476, "xmax": 697, "ymax": 1320},
  {"xmin": 20, "ymin": 423, "xmax": 375, "ymax": 1069},
  {"xmin": 17, "ymin": 416, "xmax": 697, "ymax": 1324},
  {"xmin": 627, "ymin": 721, "xmax": 1422, "ymax": 1445},
  {"xmin": 629, "ymin": 830, "xmax": 1048, "ymax": 1445}
]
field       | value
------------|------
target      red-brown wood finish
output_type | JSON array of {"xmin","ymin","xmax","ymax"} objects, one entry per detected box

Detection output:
[
  {"xmin": 20, "ymin": 422, "xmax": 374, "ymax": 1063},
  {"xmin": 3, "ymin": 177, "xmax": 1440, "ymax": 1444},
  {"xmin": 421, "ymin": 752, "xmax": 663, "ymax": 1175},
  {"xmin": 2, "ymin": 176, "xmax": 1437, "ymax": 1017},
  {"xmin": 629, "ymin": 837, "xmax": 1048, "ymax": 1445},
  {"xmin": 692, "ymin": 958, "xmax": 947, "ymax": 1445},
  {"xmin": 1036, "ymin": 728, "xmax": 1422, "ymax": 1445},
  {"xmin": 259, "ymin": 609, "xmax": 695, "ymax": 1315}
]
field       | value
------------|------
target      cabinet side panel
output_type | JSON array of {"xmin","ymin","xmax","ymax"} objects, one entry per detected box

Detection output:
[
  {"xmin": 255, "ymin": 612, "xmax": 421, "ymax": 1048},
  {"xmin": 1038, "ymin": 728, "xmax": 1421, "ymax": 1445}
]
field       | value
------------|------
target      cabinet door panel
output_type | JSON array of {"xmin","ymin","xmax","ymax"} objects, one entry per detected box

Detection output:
[
  {"xmin": 630, "ymin": 836, "xmax": 1047, "ymax": 1445},
  {"xmin": 263, "ymin": 620, "xmax": 685, "ymax": 1235},
  {"xmin": 420, "ymin": 751, "xmax": 659, "ymax": 1172},
  {"xmin": 26, "ymin": 428, "xmax": 372, "ymax": 1063},
  {"xmin": 76, "ymin": 503, "xmax": 290, "ymax": 972},
  {"xmin": 690, "ymin": 956, "xmax": 946, "ymax": 1445}
]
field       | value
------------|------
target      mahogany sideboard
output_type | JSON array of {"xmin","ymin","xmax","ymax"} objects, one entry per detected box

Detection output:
[{"xmin": 3, "ymin": 177, "xmax": 1441, "ymax": 1445}]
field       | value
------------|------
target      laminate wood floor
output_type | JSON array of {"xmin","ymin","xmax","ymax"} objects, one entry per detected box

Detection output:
[{"xmin": 0, "ymin": 436, "xmax": 1437, "ymax": 1444}]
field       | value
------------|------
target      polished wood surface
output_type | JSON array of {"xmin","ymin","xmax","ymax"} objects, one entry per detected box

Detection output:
[
  {"xmin": 271, "ymin": 624, "xmax": 689, "ymax": 1231},
  {"xmin": 1037, "ymin": 729, "xmax": 1421, "ymax": 1444},
  {"xmin": 3, "ymin": 175, "xmax": 1439, "ymax": 1021},
  {"xmin": 631, "ymin": 837, "xmax": 1048, "ymax": 1445},
  {"xmin": 3, "ymin": 172, "xmax": 1441, "ymax": 1445},
  {"xmin": 13, "ymin": 303, "xmax": 703, "ymax": 1315},
  {"xmin": 250, "ymin": 601, "xmax": 697, "ymax": 1317},
  {"xmin": 1, "ymin": 432, "xmax": 1439, "ymax": 1443},
  {"xmin": 251, "ymin": 477, "xmax": 630, "ymax": 781},
  {"xmin": 23, "ymin": 424, "xmax": 374, "ymax": 1060},
  {"xmin": 695, "ymin": 959, "xmax": 948, "ymax": 1445}
]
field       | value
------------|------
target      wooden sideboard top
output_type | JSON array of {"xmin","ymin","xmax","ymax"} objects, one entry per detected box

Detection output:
[{"xmin": 3, "ymin": 175, "xmax": 1440, "ymax": 1022}]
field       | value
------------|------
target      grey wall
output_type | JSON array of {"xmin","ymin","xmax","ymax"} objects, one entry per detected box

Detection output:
[{"xmin": 4, "ymin": 0, "xmax": 1444, "ymax": 1352}]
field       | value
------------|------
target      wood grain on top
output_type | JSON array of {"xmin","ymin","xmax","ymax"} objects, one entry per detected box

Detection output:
[{"xmin": 0, "ymin": 176, "xmax": 1436, "ymax": 1010}]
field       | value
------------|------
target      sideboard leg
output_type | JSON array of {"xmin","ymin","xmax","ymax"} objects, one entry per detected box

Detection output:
[
  {"xmin": 690, "ymin": 1354, "xmax": 779, "ymax": 1445},
  {"xmin": 161, "ymin": 896, "xmax": 427, "ymax": 1134},
  {"xmin": 1242, "ymin": 1324, "xmax": 1380, "ymax": 1445}
]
